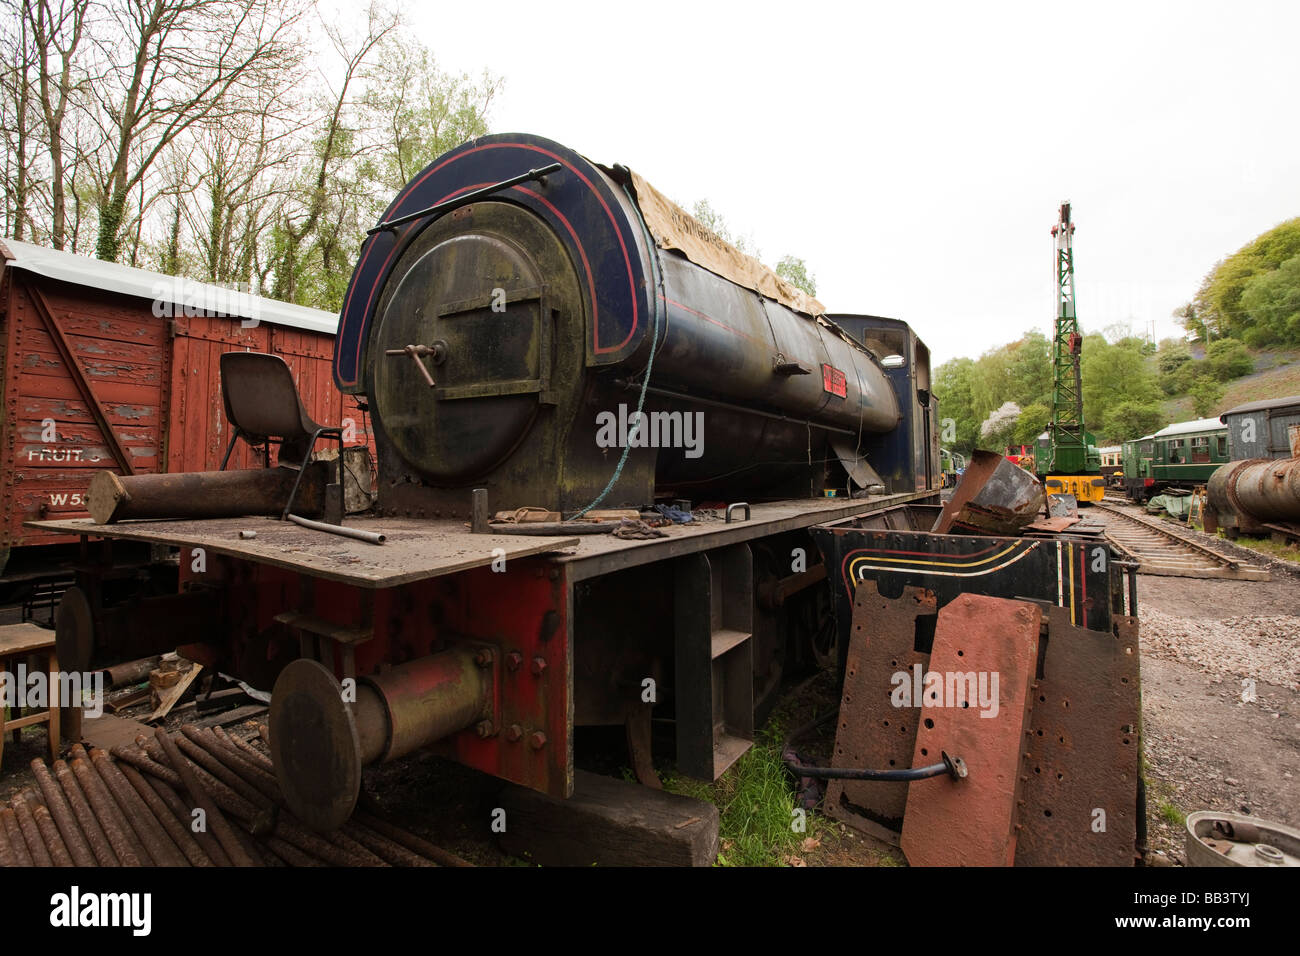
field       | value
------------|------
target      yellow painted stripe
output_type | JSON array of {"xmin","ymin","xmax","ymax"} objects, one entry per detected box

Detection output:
[
  {"xmin": 1067, "ymin": 542, "xmax": 1076, "ymax": 625},
  {"xmin": 848, "ymin": 542, "xmax": 1039, "ymax": 581},
  {"xmin": 845, "ymin": 543, "xmax": 1026, "ymax": 571}
]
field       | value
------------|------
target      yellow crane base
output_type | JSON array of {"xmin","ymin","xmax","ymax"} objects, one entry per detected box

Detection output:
[{"xmin": 1045, "ymin": 474, "xmax": 1107, "ymax": 504}]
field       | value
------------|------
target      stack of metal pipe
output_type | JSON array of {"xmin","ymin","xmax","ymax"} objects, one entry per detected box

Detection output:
[{"xmin": 0, "ymin": 725, "xmax": 469, "ymax": 867}]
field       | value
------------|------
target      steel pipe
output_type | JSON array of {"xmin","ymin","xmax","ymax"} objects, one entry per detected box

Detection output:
[
  {"xmin": 53, "ymin": 759, "xmax": 119, "ymax": 866},
  {"xmin": 357, "ymin": 646, "xmax": 489, "ymax": 762},
  {"xmin": 0, "ymin": 807, "xmax": 35, "ymax": 866},
  {"xmin": 87, "ymin": 466, "xmax": 328, "ymax": 524},
  {"xmin": 30, "ymin": 759, "xmax": 96, "ymax": 867},
  {"xmin": 270, "ymin": 648, "xmax": 490, "ymax": 831},
  {"xmin": 1209, "ymin": 457, "xmax": 1300, "ymax": 528}
]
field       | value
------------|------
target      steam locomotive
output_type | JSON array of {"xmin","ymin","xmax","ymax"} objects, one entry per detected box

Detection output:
[
  {"xmin": 40, "ymin": 134, "xmax": 942, "ymax": 832},
  {"xmin": 335, "ymin": 133, "xmax": 936, "ymax": 515}
]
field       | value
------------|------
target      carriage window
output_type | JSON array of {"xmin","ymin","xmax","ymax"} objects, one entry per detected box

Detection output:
[
  {"xmin": 1191, "ymin": 436, "xmax": 1210, "ymax": 463},
  {"xmin": 1140, "ymin": 441, "xmax": 1153, "ymax": 456},
  {"xmin": 1216, "ymin": 436, "xmax": 1226, "ymax": 457}
]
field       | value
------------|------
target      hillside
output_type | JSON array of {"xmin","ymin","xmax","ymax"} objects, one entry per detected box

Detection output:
[{"xmin": 1162, "ymin": 347, "xmax": 1300, "ymax": 422}]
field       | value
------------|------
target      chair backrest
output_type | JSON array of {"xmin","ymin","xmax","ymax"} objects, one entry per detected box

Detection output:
[{"xmin": 219, "ymin": 352, "xmax": 315, "ymax": 442}]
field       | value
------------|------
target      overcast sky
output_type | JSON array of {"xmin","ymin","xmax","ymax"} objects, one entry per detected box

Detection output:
[{"xmin": 396, "ymin": 0, "xmax": 1299, "ymax": 368}]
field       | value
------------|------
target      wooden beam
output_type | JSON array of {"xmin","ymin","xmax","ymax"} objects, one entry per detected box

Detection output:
[{"xmin": 26, "ymin": 279, "xmax": 135, "ymax": 474}]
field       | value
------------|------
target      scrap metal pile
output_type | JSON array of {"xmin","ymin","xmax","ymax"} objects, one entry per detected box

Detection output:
[
  {"xmin": 807, "ymin": 449, "xmax": 1143, "ymax": 866},
  {"xmin": 0, "ymin": 726, "xmax": 467, "ymax": 867}
]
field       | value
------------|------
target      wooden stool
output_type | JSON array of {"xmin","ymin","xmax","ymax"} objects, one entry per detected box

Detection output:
[{"xmin": 0, "ymin": 622, "xmax": 61, "ymax": 768}]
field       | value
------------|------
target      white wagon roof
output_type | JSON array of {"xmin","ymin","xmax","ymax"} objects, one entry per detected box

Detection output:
[
  {"xmin": 0, "ymin": 237, "xmax": 339, "ymax": 335},
  {"xmin": 1152, "ymin": 417, "xmax": 1225, "ymax": 439}
]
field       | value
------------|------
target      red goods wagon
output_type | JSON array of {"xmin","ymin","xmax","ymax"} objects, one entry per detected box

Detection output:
[{"xmin": 0, "ymin": 238, "xmax": 368, "ymax": 584}]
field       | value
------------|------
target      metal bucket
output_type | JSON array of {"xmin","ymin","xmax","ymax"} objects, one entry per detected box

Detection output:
[
  {"xmin": 1185, "ymin": 810, "xmax": 1300, "ymax": 867},
  {"xmin": 932, "ymin": 449, "xmax": 1046, "ymax": 536}
]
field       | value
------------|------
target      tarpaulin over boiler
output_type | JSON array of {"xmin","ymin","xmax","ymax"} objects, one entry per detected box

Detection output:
[{"xmin": 615, "ymin": 167, "xmax": 828, "ymax": 320}]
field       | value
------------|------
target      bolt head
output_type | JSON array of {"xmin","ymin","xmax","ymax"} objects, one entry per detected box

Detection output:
[
  {"xmin": 530, "ymin": 657, "xmax": 547, "ymax": 677},
  {"xmin": 528, "ymin": 731, "xmax": 547, "ymax": 750},
  {"xmin": 506, "ymin": 724, "xmax": 523, "ymax": 742},
  {"xmin": 506, "ymin": 651, "xmax": 523, "ymax": 672},
  {"xmin": 474, "ymin": 648, "xmax": 495, "ymax": 668},
  {"xmin": 475, "ymin": 720, "xmax": 494, "ymax": 738}
]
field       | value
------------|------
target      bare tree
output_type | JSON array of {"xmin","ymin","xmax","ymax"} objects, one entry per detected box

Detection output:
[
  {"xmin": 271, "ymin": 0, "xmax": 397, "ymax": 304},
  {"xmin": 1, "ymin": 0, "xmax": 40, "ymax": 240},
  {"xmin": 88, "ymin": 0, "xmax": 307, "ymax": 262},
  {"xmin": 361, "ymin": 34, "xmax": 502, "ymax": 198},
  {"xmin": 27, "ymin": 0, "xmax": 90, "ymax": 248},
  {"xmin": 172, "ymin": 79, "xmax": 305, "ymax": 284}
]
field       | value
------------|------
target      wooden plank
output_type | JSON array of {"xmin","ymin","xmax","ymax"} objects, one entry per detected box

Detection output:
[
  {"xmin": 190, "ymin": 703, "xmax": 268, "ymax": 730},
  {"xmin": 81, "ymin": 713, "xmax": 153, "ymax": 751},
  {"xmin": 497, "ymin": 769, "xmax": 719, "ymax": 867},
  {"xmin": 147, "ymin": 663, "xmax": 203, "ymax": 721}
]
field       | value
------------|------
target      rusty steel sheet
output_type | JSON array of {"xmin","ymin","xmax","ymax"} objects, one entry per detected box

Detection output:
[
  {"xmin": 1015, "ymin": 609, "xmax": 1142, "ymax": 866},
  {"xmin": 932, "ymin": 449, "xmax": 1046, "ymax": 536},
  {"xmin": 825, "ymin": 581, "xmax": 936, "ymax": 841},
  {"xmin": 900, "ymin": 595, "xmax": 1041, "ymax": 867},
  {"xmin": 1026, "ymin": 515, "xmax": 1080, "ymax": 533}
]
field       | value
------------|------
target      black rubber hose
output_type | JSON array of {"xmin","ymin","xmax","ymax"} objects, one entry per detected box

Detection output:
[
  {"xmin": 781, "ymin": 710, "xmax": 968, "ymax": 782},
  {"xmin": 783, "ymin": 754, "xmax": 955, "ymax": 782}
]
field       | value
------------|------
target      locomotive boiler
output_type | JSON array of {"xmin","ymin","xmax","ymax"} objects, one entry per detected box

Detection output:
[{"xmin": 335, "ymin": 133, "xmax": 926, "ymax": 516}]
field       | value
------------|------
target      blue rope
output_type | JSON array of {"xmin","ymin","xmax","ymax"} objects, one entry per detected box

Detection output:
[{"xmin": 568, "ymin": 183, "xmax": 663, "ymax": 519}]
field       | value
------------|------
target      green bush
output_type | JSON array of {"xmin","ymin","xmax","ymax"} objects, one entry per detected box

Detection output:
[{"xmin": 1204, "ymin": 339, "xmax": 1255, "ymax": 380}]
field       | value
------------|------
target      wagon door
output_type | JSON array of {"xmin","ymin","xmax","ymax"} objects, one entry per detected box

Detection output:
[{"xmin": 1, "ymin": 271, "xmax": 168, "ymax": 559}]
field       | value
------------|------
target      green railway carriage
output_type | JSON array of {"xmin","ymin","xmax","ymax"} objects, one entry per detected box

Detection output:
[
  {"xmin": 1121, "ymin": 417, "xmax": 1228, "ymax": 502},
  {"xmin": 1098, "ymin": 445, "xmax": 1122, "ymax": 489}
]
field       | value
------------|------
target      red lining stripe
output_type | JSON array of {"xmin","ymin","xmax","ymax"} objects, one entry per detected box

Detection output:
[{"xmin": 342, "ymin": 141, "xmax": 641, "ymax": 381}]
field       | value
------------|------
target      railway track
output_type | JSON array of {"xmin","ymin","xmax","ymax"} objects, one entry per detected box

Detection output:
[{"xmin": 1091, "ymin": 501, "xmax": 1270, "ymax": 581}]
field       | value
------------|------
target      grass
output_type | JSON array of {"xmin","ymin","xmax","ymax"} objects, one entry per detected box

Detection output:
[
  {"xmin": 661, "ymin": 710, "xmax": 827, "ymax": 867},
  {"xmin": 1158, "ymin": 800, "xmax": 1186, "ymax": 828},
  {"xmin": 1220, "ymin": 532, "xmax": 1300, "ymax": 564}
]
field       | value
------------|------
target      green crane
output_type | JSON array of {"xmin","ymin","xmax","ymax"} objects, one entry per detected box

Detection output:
[{"xmin": 1041, "ymin": 201, "xmax": 1103, "ymax": 502}]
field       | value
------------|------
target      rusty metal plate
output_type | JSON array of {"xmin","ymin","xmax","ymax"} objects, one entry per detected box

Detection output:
[
  {"xmin": 26, "ymin": 516, "xmax": 579, "ymax": 589},
  {"xmin": 900, "ymin": 595, "xmax": 1041, "ymax": 867},
  {"xmin": 826, "ymin": 582, "xmax": 935, "ymax": 839},
  {"xmin": 1015, "ymin": 609, "xmax": 1142, "ymax": 866},
  {"xmin": 269, "ymin": 658, "xmax": 362, "ymax": 832}
]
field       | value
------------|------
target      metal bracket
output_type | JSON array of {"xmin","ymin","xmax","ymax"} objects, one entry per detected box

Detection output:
[{"xmin": 725, "ymin": 502, "xmax": 750, "ymax": 524}]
